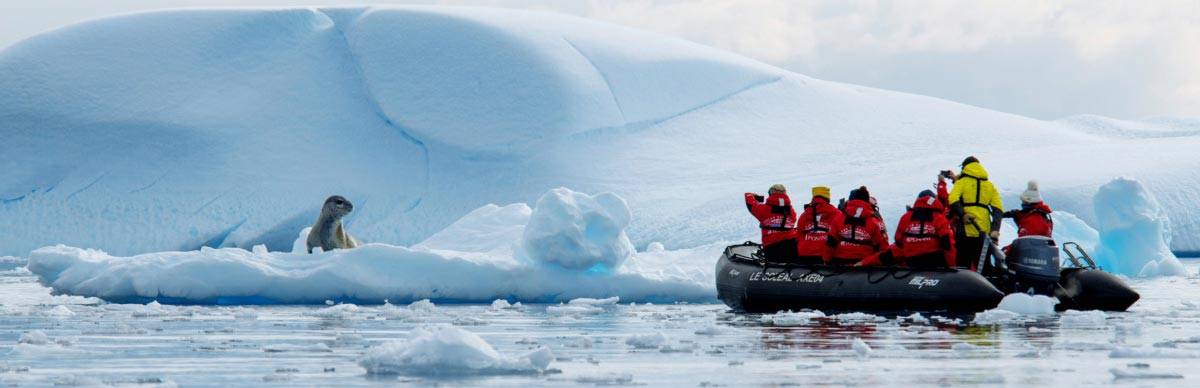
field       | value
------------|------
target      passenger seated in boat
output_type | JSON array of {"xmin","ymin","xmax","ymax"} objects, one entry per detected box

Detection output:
[
  {"xmin": 826, "ymin": 186, "xmax": 888, "ymax": 265},
  {"xmin": 1003, "ymin": 180, "xmax": 1053, "ymax": 238},
  {"xmin": 796, "ymin": 186, "xmax": 842, "ymax": 265},
  {"xmin": 1002, "ymin": 180, "xmax": 1053, "ymax": 256},
  {"xmin": 858, "ymin": 190, "xmax": 956, "ymax": 268},
  {"xmin": 745, "ymin": 184, "xmax": 799, "ymax": 261}
]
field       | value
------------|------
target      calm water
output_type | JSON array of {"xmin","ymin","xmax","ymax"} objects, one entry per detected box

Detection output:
[{"xmin": 1, "ymin": 259, "xmax": 1198, "ymax": 387}]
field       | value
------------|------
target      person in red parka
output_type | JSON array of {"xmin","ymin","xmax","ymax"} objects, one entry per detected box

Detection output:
[
  {"xmin": 795, "ymin": 186, "xmax": 843, "ymax": 265},
  {"xmin": 745, "ymin": 184, "xmax": 799, "ymax": 261},
  {"xmin": 827, "ymin": 187, "xmax": 888, "ymax": 265},
  {"xmin": 858, "ymin": 189, "xmax": 956, "ymax": 268},
  {"xmin": 1003, "ymin": 180, "xmax": 1053, "ymax": 238}
]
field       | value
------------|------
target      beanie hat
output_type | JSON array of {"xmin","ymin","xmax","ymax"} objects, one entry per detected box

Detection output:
[
  {"xmin": 849, "ymin": 186, "xmax": 870, "ymax": 202},
  {"xmin": 768, "ymin": 183, "xmax": 787, "ymax": 194},
  {"xmin": 917, "ymin": 189, "xmax": 935, "ymax": 198},
  {"xmin": 812, "ymin": 186, "xmax": 831, "ymax": 200},
  {"xmin": 1020, "ymin": 180, "xmax": 1042, "ymax": 204},
  {"xmin": 961, "ymin": 156, "xmax": 979, "ymax": 167}
]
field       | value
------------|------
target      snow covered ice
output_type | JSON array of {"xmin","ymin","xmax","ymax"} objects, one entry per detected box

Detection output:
[
  {"xmin": 3, "ymin": 6, "xmax": 1200, "ymax": 262},
  {"xmin": 1, "ymin": 4, "xmax": 1199, "ymax": 387},
  {"xmin": 25, "ymin": 188, "xmax": 713, "ymax": 304}
]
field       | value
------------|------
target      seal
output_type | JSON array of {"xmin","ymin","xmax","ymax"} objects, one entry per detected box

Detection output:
[{"xmin": 306, "ymin": 195, "xmax": 360, "ymax": 253}]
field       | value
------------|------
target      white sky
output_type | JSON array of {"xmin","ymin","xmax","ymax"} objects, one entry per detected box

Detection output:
[{"xmin": 2, "ymin": 0, "xmax": 1197, "ymax": 120}]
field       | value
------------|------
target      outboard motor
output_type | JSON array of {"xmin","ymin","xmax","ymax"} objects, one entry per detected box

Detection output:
[{"xmin": 1005, "ymin": 236, "xmax": 1061, "ymax": 294}]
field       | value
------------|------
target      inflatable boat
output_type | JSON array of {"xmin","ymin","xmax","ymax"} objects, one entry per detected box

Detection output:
[{"xmin": 716, "ymin": 239, "xmax": 1139, "ymax": 313}]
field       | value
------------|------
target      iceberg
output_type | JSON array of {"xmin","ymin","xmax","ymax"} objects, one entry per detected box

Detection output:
[
  {"xmin": 26, "ymin": 190, "xmax": 715, "ymax": 304},
  {"xmin": 1091, "ymin": 178, "xmax": 1186, "ymax": 277},
  {"xmin": 1, "ymin": 6, "xmax": 1199, "ymax": 259}
]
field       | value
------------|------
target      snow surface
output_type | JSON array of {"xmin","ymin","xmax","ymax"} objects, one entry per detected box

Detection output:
[
  {"xmin": 358, "ymin": 326, "xmax": 553, "ymax": 376},
  {"xmin": 2, "ymin": 5, "xmax": 1200, "ymax": 263},
  {"xmin": 26, "ymin": 190, "xmax": 715, "ymax": 304}
]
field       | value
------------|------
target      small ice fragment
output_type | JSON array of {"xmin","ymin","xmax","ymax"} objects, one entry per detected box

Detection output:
[
  {"xmin": 18, "ymin": 330, "xmax": 49, "ymax": 345},
  {"xmin": 1110, "ymin": 368, "xmax": 1183, "ymax": 379},
  {"xmin": 851, "ymin": 337, "xmax": 872, "ymax": 358},
  {"xmin": 1061, "ymin": 310, "xmax": 1108, "ymax": 327},
  {"xmin": 625, "ymin": 333, "xmax": 667, "ymax": 349}
]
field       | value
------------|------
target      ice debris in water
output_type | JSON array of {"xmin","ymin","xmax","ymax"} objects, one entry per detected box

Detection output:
[
  {"xmin": 521, "ymin": 188, "xmax": 634, "ymax": 272},
  {"xmin": 306, "ymin": 303, "xmax": 360, "ymax": 319},
  {"xmin": 833, "ymin": 312, "xmax": 886, "ymax": 323},
  {"xmin": 1109, "ymin": 368, "xmax": 1183, "ymax": 379},
  {"xmin": 1109, "ymin": 346, "xmax": 1200, "ymax": 359},
  {"xmin": 995, "ymin": 293, "xmax": 1057, "ymax": 315},
  {"xmin": 762, "ymin": 310, "xmax": 826, "ymax": 326},
  {"xmin": 973, "ymin": 294, "xmax": 1057, "ymax": 325},
  {"xmin": 625, "ymin": 332, "xmax": 668, "ymax": 349},
  {"xmin": 1061, "ymin": 310, "xmax": 1108, "ymax": 327},
  {"xmin": 851, "ymin": 337, "xmax": 872, "ymax": 358},
  {"xmin": 1092, "ymin": 178, "xmax": 1187, "ymax": 277},
  {"xmin": 547, "ymin": 296, "xmax": 620, "ymax": 315},
  {"xmin": 18, "ymin": 330, "xmax": 50, "ymax": 345},
  {"xmin": 359, "ymin": 326, "xmax": 552, "ymax": 376}
]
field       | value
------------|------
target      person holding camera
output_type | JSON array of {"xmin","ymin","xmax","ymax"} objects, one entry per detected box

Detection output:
[
  {"xmin": 948, "ymin": 156, "xmax": 1004, "ymax": 271},
  {"xmin": 745, "ymin": 184, "xmax": 799, "ymax": 261}
]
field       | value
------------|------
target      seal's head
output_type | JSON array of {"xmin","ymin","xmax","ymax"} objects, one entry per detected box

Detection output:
[{"xmin": 323, "ymin": 195, "xmax": 353, "ymax": 219}]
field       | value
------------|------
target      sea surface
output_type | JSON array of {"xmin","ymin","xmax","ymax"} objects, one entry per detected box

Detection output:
[{"xmin": 1, "ymin": 258, "xmax": 1197, "ymax": 387}]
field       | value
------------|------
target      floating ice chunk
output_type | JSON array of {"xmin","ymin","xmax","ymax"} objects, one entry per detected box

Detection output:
[
  {"xmin": 851, "ymin": 337, "xmax": 872, "ymax": 358},
  {"xmin": 306, "ymin": 304, "xmax": 360, "ymax": 319},
  {"xmin": 567, "ymin": 296, "xmax": 620, "ymax": 306},
  {"xmin": 625, "ymin": 332, "xmax": 667, "ymax": 349},
  {"xmin": 490, "ymin": 299, "xmax": 513, "ymax": 310},
  {"xmin": 994, "ymin": 293, "xmax": 1058, "ymax": 315},
  {"xmin": 1110, "ymin": 346, "xmax": 1200, "ymax": 358},
  {"xmin": 18, "ymin": 330, "xmax": 49, "ymax": 345},
  {"xmin": 263, "ymin": 343, "xmax": 333, "ymax": 353},
  {"xmin": 1092, "ymin": 178, "xmax": 1187, "ymax": 277},
  {"xmin": 694, "ymin": 325, "xmax": 725, "ymax": 336},
  {"xmin": 359, "ymin": 327, "xmax": 552, "ymax": 376},
  {"xmin": 1109, "ymin": 368, "xmax": 1183, "ymax": 379},
  {"xmin": 763, "ymin": 310, "xmax": 826, "ymax": 326},
  {"xmin": 834, "ymin": 312, "xmax": 886, "ymax": 323},
  {"xmin": 131, "ymin": 301, "xmax": 169, "ymax": 318},
  {"xmin": 1061, "ymin": 310, "xmax": 1108, "ymax": 327},
  {"xmin": 521, "ymin": 188, "xmax": 634, "ymax": 272},
  {"xmin": 972, "ymin": 309, "xmax": 1022, "ymax": 325},
  {"xmin": 407, "ymin": 299, "xmax": 437, "ymax": 312},
  {"xmin": 901, "ymin": 313, "xmax": 930, "ymax": 324},
  {"xmin": 42, "ymin": 305, "xmax": 75, "ymax": 318}
]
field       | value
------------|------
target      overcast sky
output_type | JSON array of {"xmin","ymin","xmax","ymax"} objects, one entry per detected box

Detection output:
[{"xmin": 2, "ymin": 0, "xmax": 1197, "ymax": 120}]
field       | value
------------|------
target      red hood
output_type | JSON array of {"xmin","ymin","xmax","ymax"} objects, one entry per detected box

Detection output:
[
  {"xmin": 843, "ymin": 199, "xmax": 875, "ymax": 219},
  {"xmin": 808, "ymin": 196, "xmax": 830, "ymax": 206},
  {"xmin": 912, "ymin": 195, "xmax": 944, "ymax": 211},
  {"xmin": 765, "ymin": 193, "xmax": 792, "ymax": 207}
]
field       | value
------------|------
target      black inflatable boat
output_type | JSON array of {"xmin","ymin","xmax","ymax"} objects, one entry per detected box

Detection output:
[{"xmin": 716, "ymin": 240, "xmax": 1139, "ymax": 313}]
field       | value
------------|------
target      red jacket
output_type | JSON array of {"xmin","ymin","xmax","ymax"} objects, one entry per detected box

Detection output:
[
  {"xmin": 892, "ymin": 194, "xmax": 956, "ymax": 267},
  {"xmin": 1004, "ymin": 202, "xmax": 1053, "ymax": 238},
  {"xmin": 795, "ymin": 197, "xmax": 843, "ymax": 258},
  {"xmin": 827, "ymin": 199, "xmax": 888, "ymax": 262},
  {"xmin": 745, "ymin": 192, "xmax": 797, "ymax": 246}
]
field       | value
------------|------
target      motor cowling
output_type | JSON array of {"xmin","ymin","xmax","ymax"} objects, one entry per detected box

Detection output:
[{"xmin": 1006, "ymin": 236, "xmax": 1061, "ymax": 283}]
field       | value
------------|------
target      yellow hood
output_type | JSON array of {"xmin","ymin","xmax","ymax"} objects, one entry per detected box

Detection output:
[{"xmin": 961, "ymin": 162, "xmax": 989, "ymax": 180}]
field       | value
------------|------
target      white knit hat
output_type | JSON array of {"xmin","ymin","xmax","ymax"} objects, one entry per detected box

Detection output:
[{"xmin": 1020, "ymin": 180, "xmax": 1042, "ymax": 203}]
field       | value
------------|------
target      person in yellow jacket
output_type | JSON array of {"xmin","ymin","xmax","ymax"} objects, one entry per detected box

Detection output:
[{"xmin": 948, "ymin": 156, "xmax": 1004, "ymax": 270}]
